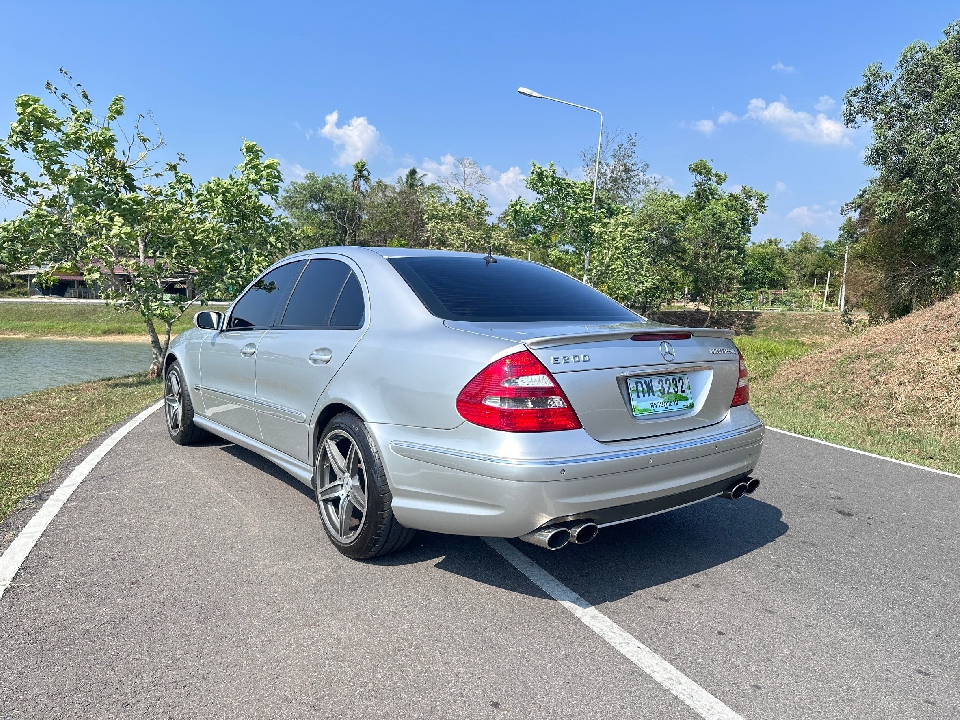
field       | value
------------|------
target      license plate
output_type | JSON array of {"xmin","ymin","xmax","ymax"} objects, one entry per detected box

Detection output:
[{"xmin": 627, "ymin": 373, "xmax": 694, "ymax": 416}]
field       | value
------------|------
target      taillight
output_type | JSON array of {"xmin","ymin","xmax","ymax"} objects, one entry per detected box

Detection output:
[
  {"xmin": 456, "ymin": 350, "xmax": 582, "ymax": 432},
  {"xmin": 731, "ymin": 349, "xmax": 750, "ymax": 407}
]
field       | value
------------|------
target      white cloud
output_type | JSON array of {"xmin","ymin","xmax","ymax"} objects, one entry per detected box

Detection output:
[
  {"xmin": 692, "ymin": 119, "xmax": 715, "ymax": 136},
  {"xmin": 279, "ymin": 158, "xmax": 308, "ymax": 181},
  {"xmin": 815, "ymin": 95, "xmax": 836, "ymax": 111},
  {"xmin": 786, "ymin": 205, "xmax": 836, "ymax": 225},
  {"xmin": 398, "ymin": 156, "xmax": 532, "ymax": 213},
  {"xmin": 746, "ymin": 98, "xmax": 852, "ymax": 145},
  {"xmin": 649, "ymin": 173, "xmax": 674, "ymax": 189},
  {"xmin": 318, "ymin": 110, "xmax": 389, "ymax": 165},
  {"xmin": 717, "ymin": 110, "xmax": 739, "ymax": 125},
  {"xmin": 486, "ymin": 165, "xmax": 529, "ymax": 205},
  {"xmin": 775, "ymin": 180, "xmax": 787, "ymax": 193},
  {"xmin": 771, "ymin": 61, "xmax": 795, "ymax": 73},
  {"xmin": 419, "ymin": 153, "xmax": 458, "ymax": 185}
]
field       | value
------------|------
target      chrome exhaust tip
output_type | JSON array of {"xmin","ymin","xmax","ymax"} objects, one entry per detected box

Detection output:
[
  {"xmin": 745, "ymin": 477, "xmax": 760, "ymax": 494},
  {"xmin": 722, "ymin": 481, "xmax": 749, "ymax": 500},
  {"xmin": 569, "ymin": 521, "xmax": 599, "ymax": 545},
  {"xmin": 520, "ymin": 526, "xmax": 571, "ymax": 550}
]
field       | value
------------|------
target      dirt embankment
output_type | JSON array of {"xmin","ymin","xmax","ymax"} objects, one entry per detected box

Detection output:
[{"xmin": 763, "ymin": 296, "xmax": 960, "ymax": 442}]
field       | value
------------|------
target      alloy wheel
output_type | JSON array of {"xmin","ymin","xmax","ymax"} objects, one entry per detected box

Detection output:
[
  {"xmin": 165, "ymin": 369, "xmax": 183, "ymax": 434},
  {"xmin": 317, "ymin": 430, "xmax": 368, "ymax": 543}
]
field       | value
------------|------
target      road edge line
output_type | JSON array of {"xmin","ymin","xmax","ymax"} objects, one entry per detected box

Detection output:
[
  {"xmin": 484, "ymin": 538, "xmax": 744, "ymax": 720},
  {"xmin": 766, "ymin": 427, "xmax": 959, "ymax": 479},
  {"xmin": 0, "ymin": 400, "xmax": 164, "ymax": 600}
]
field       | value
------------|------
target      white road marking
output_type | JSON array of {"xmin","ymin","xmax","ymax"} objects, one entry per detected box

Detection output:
[
  {"xmin": 767, "ymin": 427, "xmax": 959, "ymax": 478},
  {"xmin": 0, "ymin": 401, "xmax": 163, "ymax": 600},
  {"xmin": 484, "ymin": 537, "xmax": 744, "ymax": 720}
]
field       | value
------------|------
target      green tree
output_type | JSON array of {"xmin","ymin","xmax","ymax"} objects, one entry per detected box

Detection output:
[
  {"xmin": 504, "ymin": 162, "xmax": 609, "ymax": 279},
  {"xmin": 0, "ymin": 71, "xmax": 288, "ymax": 374},
  {"xmin": 423, "ymin": 189, "xmax": 501, "ymax": 253},
  {"xmin": 681, "ymin": 160, "xmax": 767, "ymax": 318},
  {"xmin": 280, "ymin": 171, "xmax": 362, "ymax": 246},
  {"xmin": 590, "ymin": 189, "xmax": 686, "ymax": 313},
  {"xmin": 580, "ymin": 128, "xmax": 652, "ymax": 205},
  {"xmin": 843, "ymin": 20, "xmax": 960, "ymax": 316},
  {"xmin": 351, "ymin": 159, "xmax": 371, "ymax": 195},
  {"xmin": 783, "ymin": 232, "xmax": 822, "ymax": 287},
  {"xmin": 362, "ymin": 171, "xmax": 438, "ymax": 247},
  {"xmin": 743, "ymin": 238, "xmax": 788, "ymax": 292}
]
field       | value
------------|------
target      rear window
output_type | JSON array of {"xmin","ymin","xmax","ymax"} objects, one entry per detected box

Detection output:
[{"xmin": 388, "ymin": 256, "xmax": 637, "ymax": 322}]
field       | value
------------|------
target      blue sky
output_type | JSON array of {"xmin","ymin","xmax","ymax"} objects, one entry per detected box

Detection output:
[{"xmin": 1, "ymin": 1, "xmax": 957, "ymax": 242}]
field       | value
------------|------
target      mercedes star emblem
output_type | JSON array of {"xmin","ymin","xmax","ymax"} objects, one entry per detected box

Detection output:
[{"xmin": 659, "ymin": 340, "xmax": 676, "ymax": 362}]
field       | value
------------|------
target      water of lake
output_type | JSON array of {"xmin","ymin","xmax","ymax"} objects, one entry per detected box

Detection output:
[{"xmin": 0, "ymin": 338, "xmax": 154, "ymax": 399}]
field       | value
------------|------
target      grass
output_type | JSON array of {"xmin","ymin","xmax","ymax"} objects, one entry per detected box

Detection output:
[
  {"xmin": 733, "ymin": 335, "xmax": 811, "ymax": 382},
  {"xmin": 0, "ymin": 374, "xmax": 163, "ymax": 522},
  {"xmin": 726, "ymin": 303, "xmax": 960, "ymax": 476},
  {"xmin": 0, "ymin": 301, "xmax": 194, "ymax": 339}
]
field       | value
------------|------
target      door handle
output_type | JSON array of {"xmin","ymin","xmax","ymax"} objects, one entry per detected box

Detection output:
[
  {"xmin": 240, "ymin": 343, "xmax": 257, "ymax": 357},
  {"xmin": 309, "ymin": 348, "xmax": 333, "ymax": 365}
]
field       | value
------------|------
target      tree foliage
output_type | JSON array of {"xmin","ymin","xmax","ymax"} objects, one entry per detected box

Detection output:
[
  {"xmin": 579, "ymin": 128, "xmax": 653, "ymax": 205},
  {"xmin": 0, "ymin": 71, "xmax": 288, "ymax": 373},
  {"xmin": 843, "ymin": 20, "xmax": 960, "ymax": 316}
]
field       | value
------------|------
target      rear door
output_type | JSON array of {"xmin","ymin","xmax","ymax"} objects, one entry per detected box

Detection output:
[
  {"xmin": 199, "ymin": 261, "xmax": 305, "ymax": 440},
  {"xmin": 255, "ymin": 258, "xmax": 367, "ymax": 462}
]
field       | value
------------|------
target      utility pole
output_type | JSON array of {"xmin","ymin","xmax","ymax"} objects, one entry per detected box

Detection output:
[
  {"xmin": 822, "ymin": 270, "xmax": 831, "ymax": 310},
  {"xmin": 839, "ymin": 244, "xmax": 849, "ymax": 312}
]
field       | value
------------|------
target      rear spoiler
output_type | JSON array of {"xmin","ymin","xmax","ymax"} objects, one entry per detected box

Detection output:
[{"xmin": 524, "ymin": 327, "xmax": 734, "ymax": 349}]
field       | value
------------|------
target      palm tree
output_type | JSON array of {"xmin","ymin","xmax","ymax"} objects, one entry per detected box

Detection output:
[
  {"xmin": 351, "ymin": 159, "xmax": 371, "ymax": 195},
  {"xmin": 404, "ymin": 167, "xmax": 424, "ymax": 190}
]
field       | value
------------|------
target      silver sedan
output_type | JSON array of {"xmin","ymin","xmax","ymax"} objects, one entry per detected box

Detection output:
[{"xmin": 164, "ymin": 247, "xmax": 763, "ymax": 558}]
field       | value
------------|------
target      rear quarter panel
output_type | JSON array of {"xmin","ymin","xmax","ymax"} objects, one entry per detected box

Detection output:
[{"xmin": 317, "ymin": 252, "xmax": 515, "ymax": 429}]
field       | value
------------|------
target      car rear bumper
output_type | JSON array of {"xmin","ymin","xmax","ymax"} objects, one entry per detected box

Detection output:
[{"xmin": 369, "ymin": 406, "xmax": 764, "ymax": 537}]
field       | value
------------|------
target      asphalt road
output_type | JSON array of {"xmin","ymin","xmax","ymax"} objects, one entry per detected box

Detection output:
[{"xmin": 1, "ymin": 410, "xmax": 957, "ymax": 719}]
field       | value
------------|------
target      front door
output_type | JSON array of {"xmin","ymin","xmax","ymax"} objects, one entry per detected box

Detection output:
[
  {"xmin": 198, "ymin": 260, "xmax": 306, "ymax": 440},
  {"xmin": 198, "ymin": 329, "xmax": 265, "ymax": 439},
  {"xmin": 255, "ymin": 258, "xmax": 367, "ymax": 462}
]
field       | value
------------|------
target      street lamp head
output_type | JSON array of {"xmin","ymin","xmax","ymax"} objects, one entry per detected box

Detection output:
[{"xmin": 517, "ymin": 87, "xmax": 544, "ymax": 99}]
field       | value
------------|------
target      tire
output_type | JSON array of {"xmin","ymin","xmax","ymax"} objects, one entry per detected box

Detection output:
[
  {"xmin": 164, "ymin": 359, "xmax": 208, "ymax": 445},
  {"xmin": 314, "ymin": 412, "xmax": 416, "ymax": 559}
]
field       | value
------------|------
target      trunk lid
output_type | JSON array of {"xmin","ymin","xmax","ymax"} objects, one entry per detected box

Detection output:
[{"xmin": 444, "ymin": 320, "xmax": 740, "ymax": 442}]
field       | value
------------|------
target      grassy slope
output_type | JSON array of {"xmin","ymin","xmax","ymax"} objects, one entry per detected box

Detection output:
[
  {"xmin": 0, "ymin": 375, "xmax": 163, "ymax": 522},
  {"xmin": 0, "ymin": 301, "xmax": 194, "ymax": 338},
  {"xmin": 748, "ymin": 299, "xmax": 960, "ymax": 475},
  {"xmin": 656, "ymin": 308, "xmax": 959, "ymax": 474}
]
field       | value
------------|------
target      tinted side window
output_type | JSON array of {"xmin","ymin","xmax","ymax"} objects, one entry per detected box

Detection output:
[
  {"xmin": 329, "ymin": 272, "xmax": 365, "ymax": 328},
  {"xmin": 280, "ymin": 259, "xmax": 352, "ymax": 328},
  {"xmin": 388, "ymin": 256, "xmax": 637, "ymax": 322},
  {"xmin": 228, "ymin": 261, "xmax": 305, "ymax": 329}
]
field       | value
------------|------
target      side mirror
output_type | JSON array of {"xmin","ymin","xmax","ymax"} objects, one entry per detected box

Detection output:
[{"xmin": 194, "ymin": 310, "xmax": 224, "ymax": 331}]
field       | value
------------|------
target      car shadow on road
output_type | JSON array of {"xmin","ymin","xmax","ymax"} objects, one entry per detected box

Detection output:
[
  {"xmin": 377, "ymin": 495, "xmax": 787, "ymax": 604},
  {"xmin": 217, "ymin": 443, "xmax": 317, "ymax": 501}
]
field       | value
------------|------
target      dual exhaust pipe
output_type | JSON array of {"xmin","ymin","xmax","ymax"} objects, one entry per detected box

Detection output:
[
  {"xmin": 520, "ymin": 477, "xmax": 760, "ymax": 551},
  {"xmin": 521, "ymin": 521, "xmax": 599, "ymax": 551},
  {"xmin": 723, "ymin": 476, "xmax": 760, "ymax": 500}
]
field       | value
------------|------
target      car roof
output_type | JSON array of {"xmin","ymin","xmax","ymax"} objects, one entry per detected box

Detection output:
[{"xmin": 284, "ymin": 246, "xmax": 501, "ymax": 262}]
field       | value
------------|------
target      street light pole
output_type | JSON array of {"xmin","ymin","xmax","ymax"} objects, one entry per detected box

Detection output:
[{"xmin": 518, "ymin": 87, "xmax": 603, "ymax": 284}]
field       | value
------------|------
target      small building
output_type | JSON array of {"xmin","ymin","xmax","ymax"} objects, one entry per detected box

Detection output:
[{"xmin": 10, "ymin": 264, "xmax": 195, "ymax": 299}]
